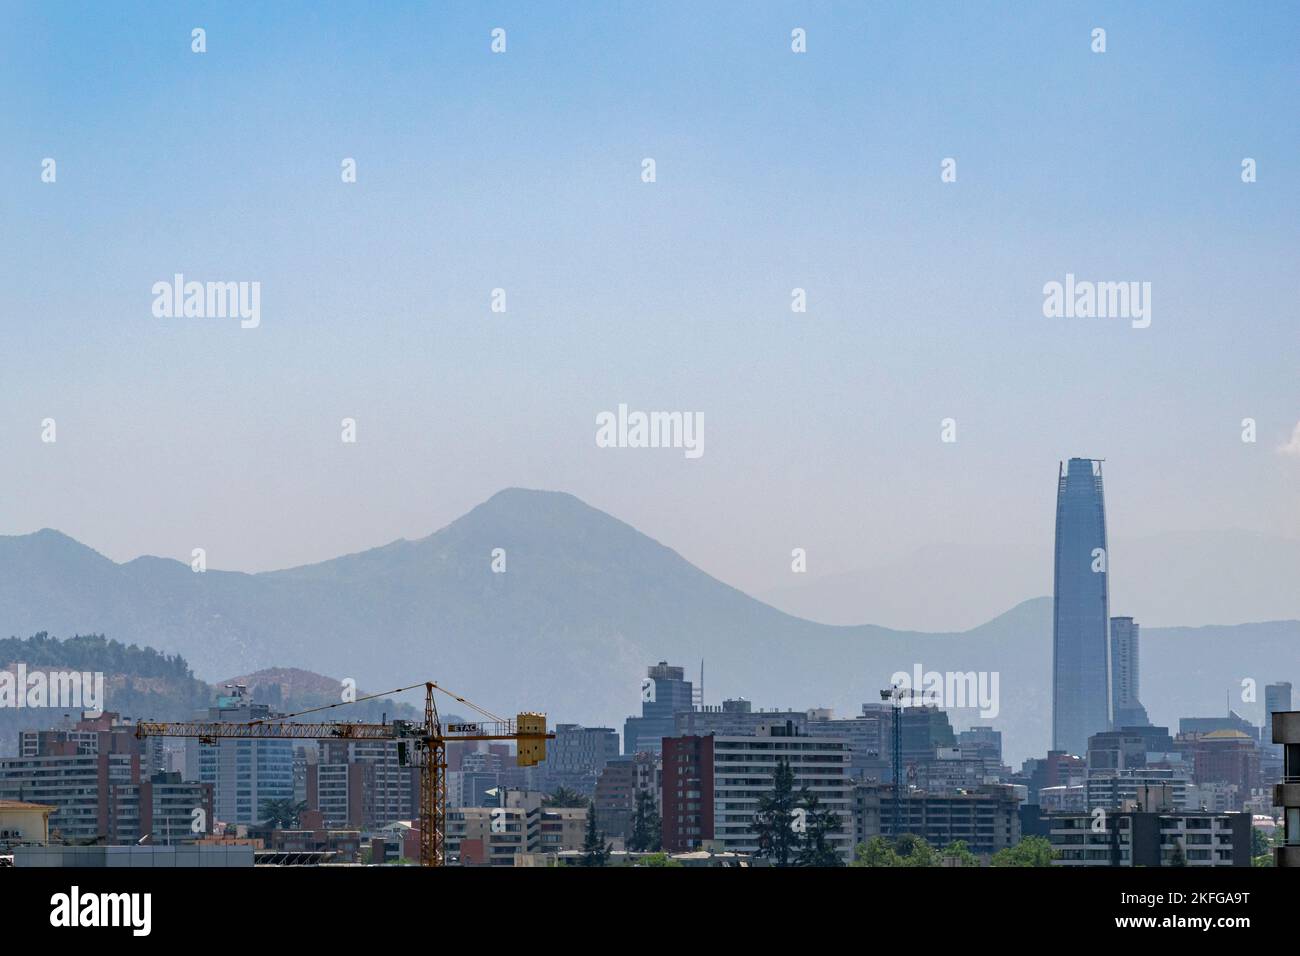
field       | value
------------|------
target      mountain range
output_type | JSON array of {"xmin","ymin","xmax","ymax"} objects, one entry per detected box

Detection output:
[
  {"xmin": 2, "ymin": 488, "xmax": 1296, "ymax": 765},
  {"xmin": 760, "ymin": 531, "xmax": 1300, "ymax": 631}
]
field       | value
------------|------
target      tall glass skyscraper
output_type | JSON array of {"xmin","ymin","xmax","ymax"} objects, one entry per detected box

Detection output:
[{"xmin": 1052, "ymin": 458, "xmax": 1112, "ymax": 756}]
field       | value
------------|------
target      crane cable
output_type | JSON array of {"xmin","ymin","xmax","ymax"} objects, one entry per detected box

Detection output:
[
  {"xmin": 235, "ymin": 681, "xmax": 426, "ymax": 725},
  {"xmin": 235, "ymin": 679, "xmax": 509, "ymax": 729}
]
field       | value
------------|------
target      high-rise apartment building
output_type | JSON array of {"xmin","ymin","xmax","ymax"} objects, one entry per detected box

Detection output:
[
  {"xmin": 0, "ymin": 751, "xmax": 136, "ymax": 842},
  {"xmin": 854, "ymin": 783, "xmax": 1022, "ymax": 857},
  {"xmin": 806, "ymin": 710, "xmax": 887, "ymax": 782},
  {"xmin": 184, "ymin": 686, "xmax": 294, "ymax": 826},
  {"xmin": 0, "ymin": 752, "xmax": 210, "ymax": 845},
  {"xmin": 305, "ymin": 739, "xmax": 419, "ymax": 829},
  {"xmin": 661, "ymin": 722, "xmax": 853, "ymax": 862},
  {"xmin": 1049, "ymin": 809, "xmax": 1250, "ymax": 866},
  {"xmin": 1109, "ymin": 616, "xmax": 1149, "ymax": 727},
  {"xmin": 18, "ymin": 711, "xmax": 165, "ymax": 775},
  {"xmin": 1272, "ymin": 709, "xmax": 1300, "ymax": 867},
  {"xmin": 1, "ymin": 712, "xmax": 207, "ymax": 844}
]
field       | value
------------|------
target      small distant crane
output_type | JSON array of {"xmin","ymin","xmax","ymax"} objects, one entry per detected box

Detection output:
[
  {"xmin": 880, "ymin": 683, "xmax": 921, "ymax": 839},
  {"xmin": 136, "ymin": 680, "xmax": 552, "ymax": 866}
]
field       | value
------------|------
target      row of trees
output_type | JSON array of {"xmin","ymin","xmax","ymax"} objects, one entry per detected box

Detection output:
[{"xmin": 853, "ymin": 834, "xmax": 1055, "ymax": 867}]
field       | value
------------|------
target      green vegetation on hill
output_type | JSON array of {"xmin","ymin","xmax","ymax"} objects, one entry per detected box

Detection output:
[
  {"xmin": 0, "ymin": 631, "xmax": 194, "ymax": 680},
  {"xmin": 0, "ymin": 634, "xmax": 421, "ymax": 756},
  {"xmin": 0, "ymin": 632, "xmax": 211, "ymax": 755}
]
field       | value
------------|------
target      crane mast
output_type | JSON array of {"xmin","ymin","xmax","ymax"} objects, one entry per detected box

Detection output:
[{"xmin": 136, "ymin": 680, "xmax": 551, "ymax": 867}]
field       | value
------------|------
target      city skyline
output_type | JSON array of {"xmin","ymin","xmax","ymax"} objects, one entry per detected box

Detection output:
[
  {"xmin": 2, "ymin": 479, "xmax": 1296, "ymax": 771},
  {"xmin": 3, "ymin": 1, "xmax": 1296, "ymax": 937}
]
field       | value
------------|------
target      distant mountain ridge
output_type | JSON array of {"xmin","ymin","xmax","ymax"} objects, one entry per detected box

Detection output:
[
  {"xmin": 2, "ymin": 489, "xmax": 1297, "ymax": 765},
  {"xmin": 761, "ymin": 530, "xmax": 1300, "ymax": 631}
]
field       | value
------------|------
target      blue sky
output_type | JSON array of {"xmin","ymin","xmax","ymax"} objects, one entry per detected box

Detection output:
[{"xmin": 1, "ymin": 2, "xmax": 1296, "ymax": 625}]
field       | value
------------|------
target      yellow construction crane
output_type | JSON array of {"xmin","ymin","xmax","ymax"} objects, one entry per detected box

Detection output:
[{"xmin": 135, "ymin": 680, "xmax": 552, "ymax": 866}]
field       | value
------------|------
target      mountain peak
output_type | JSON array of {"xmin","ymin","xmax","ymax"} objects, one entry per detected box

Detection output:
[
  {"xmin": 21, "ymin": 528, "xmax": 79, "ymax": 545},
  {"xmin": 0, "ymin": 527, "xmax": 110, "ymax": 563},
  {"xmin": 474, "ymin": 487, "xmax": 601, "ymax": 519},
  {"xmin": 443, "ymin": 487, "xmax": 651, "ymax": 551}
]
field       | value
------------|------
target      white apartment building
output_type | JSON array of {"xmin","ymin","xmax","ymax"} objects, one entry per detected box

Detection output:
[{"xmin": 711, "ymin": 723, "xmax": 853, "ymax": 863}]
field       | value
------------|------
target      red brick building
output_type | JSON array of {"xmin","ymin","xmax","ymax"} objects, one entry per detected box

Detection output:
[{"xmin": 661, "ymin": 735, "xmax": 714, "ymax": 851}]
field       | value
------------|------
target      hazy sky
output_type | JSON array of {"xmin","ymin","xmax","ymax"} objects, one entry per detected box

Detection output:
[{"xmin": 2, "ymin": 2, "xmax": 1296, "ymax": 624}]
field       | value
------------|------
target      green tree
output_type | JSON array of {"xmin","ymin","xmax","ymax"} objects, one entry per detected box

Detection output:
[
  {"xmin": 991, "ymin": 836, "xmax": 1056, "ymax": 867},
  {"xmin": 1250, "ymin": 827, "xmax": 1274, "ymax": 866},
  {"xmin": 637, "ymin": 852, "xmax": 683, "ymax": 867},
  {"xmin": 753, "ymin": 759, "xmax": 799, "ymax": 866},
  {"xmin": 628, "ymin": 789, "xmax": 662, "ymax": 852},
  {"xmin": 795, "ymin": 788, "xmax": 845, "ymax": 867},
  {"xmin": 581, "ymin": 806, "xmax": 612, "ymax": 866},
  {"xmin": 543, "ymin": 785, "xmax": 589, "ymax": 808},
  {"xmin": 941, "ymin": 839, "xmax": 979, "ymax": 867},
  {"xmin": 1168, "ymin": 839, "xmax": 1186, "ymax": 867},
  {"xmin": 852, "ymin": 835, "xmax": 976, "ymax": 867},
  {"xmin": 893, "ymin": 833, "xmax": 939, "ymax": 867},
  {"xmin": 852, "ymin": 836, "xmax": 901, "ymax": 867},
  {"xmin": 1250, "ymin": 826, "xmax": 1271, "ymax": 856}
]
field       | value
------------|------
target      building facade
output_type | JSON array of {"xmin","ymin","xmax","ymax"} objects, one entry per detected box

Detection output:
[
  {"xmin": 306, "ymin": 739, "xmax": 418, "ymax": 829},
  {"xmin": 184, "ymin": 688, "xmax": 294, "ymax": 827},
  {"xmin": 0, "ymin": 800, "xmax": 54, "ymax": 848},
  {"xmin": 1049, "ymin": 809, "xmax": 1250, "ymax": 866},
  {"xmin": 1272, "ymin": 710, "xmax": 1300, "ymax": 867},
  {"xmin": 1265, "ymin": 684, "xmax": 1293, "ymax": 757},
  {"xmin": 623, "ymin": 661, "xmax": 694, "ymax": 755},
  {"xmin": 662, "ymin": 723, "xmax": 853, "ymax": 863},
  {"xmin": 662, "ymin": 734, "xmax": 715, "ymax": 852},
  {"xmin": 528, "ymin": 723, "xmax": 618, "ymax": 797},
  {"xmin": 0, "ymin": 752, "xmax": 211, "ymax": 846},
  {"xmin": 676, "ymin": 699, "xmax": 809, "ymax": 738},
  {"xmin": 445, "ymin": 790, "xmax": 543, "ymax": 866},
  {"xmin": 854, "ymin": 783, "xmax": 1022, "ymax": 857},
  {"xmin": 1109, "ymin": 616, "xmax": 1149, "ymax": 727}
]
